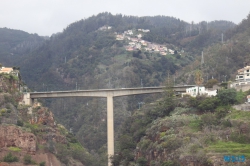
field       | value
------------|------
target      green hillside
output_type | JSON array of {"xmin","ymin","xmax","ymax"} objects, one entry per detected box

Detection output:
[{"xmin": 0, "ymin": 12, "xmax": 240, "ymax": 165}]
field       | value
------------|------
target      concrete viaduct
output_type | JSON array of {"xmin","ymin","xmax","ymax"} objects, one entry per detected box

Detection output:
[{"xmin": 23, "ymin": 85, "xmax": 194, "ymax": 166}]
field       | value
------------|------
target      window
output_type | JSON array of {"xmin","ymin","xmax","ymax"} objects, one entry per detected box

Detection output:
[
  {"xmin": 247, "ymin": 70, "xmax": 249, "ymax": 72},
  {"xmin": 239, "ymin": 76, "xmax": 243, "ymax": 78},
  {"xmin": 247, "ymin": 74, "xmax": 249, "ymax": 76}
]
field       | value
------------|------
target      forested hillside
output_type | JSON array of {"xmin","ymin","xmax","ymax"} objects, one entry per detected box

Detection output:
[
  {"xmin": 0, "ymin": 28, "xmax": 46, "ymax": 65},
  {"xmin": 112, "ymin": 13, "xmax": 250, "ymax": 166},
  {"xmin": 180, "ymin": 13, "xmax": 250, "ymax": 84},
  {"xmin": 0, "ymin": 12, "xmax": 239, "ymax": 165}
]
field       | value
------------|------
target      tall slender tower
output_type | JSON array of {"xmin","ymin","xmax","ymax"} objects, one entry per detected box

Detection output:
[
  {"xmin": 201, "ymin": 51, "xmax": 204, "ymax": 65},
  {"xmin": 221, "ymin": 33, "xmax": 224, "ymax": 44}
]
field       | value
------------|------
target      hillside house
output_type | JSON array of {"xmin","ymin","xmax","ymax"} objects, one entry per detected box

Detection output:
[
  {"xmin": 126, "ymin": 47, "xmax": 134, "ymax": 51},
  {"xmin": 160, "ymin": 52, "xmax": 167, "ymax": 55},
  {"xmin": 142, "ymin": 29, "xmax": 150, "ymax": 33},
  {"xmin": 135, "ymin": 43, "xmax": 141, "ymax": 49},
  {"xmin": 129, "ymin": 42, "xmax": 136, "ymax": 46},
  {"xmin": 0, "ymin": 67, "xmax": 13, "ymax": 74},
  {"xmin": 116, "ymin": 35, "xmax": 124, "ymax": 40},
  {"xmin": 235, "ymin": 66, "xmax": 250, "ymax": 82},
  {"xmin": 98, "ymin": 25, "xmax": 112, "ymax": 31},
  {"xmin": 125, "ymin": 30, "xmax": 133, "ymax": 35},
  {"xmin": 184, "ymin": 86, "xmax": 217, "ymax": 97},
  {"xmin": 169, "ymin": 49, "xmax": 175, "ymax": 54}
]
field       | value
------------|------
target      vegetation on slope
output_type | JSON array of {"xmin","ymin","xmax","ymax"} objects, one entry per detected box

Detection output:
[
  {"xmin": 0, "ymin": 12, "xmax": 239, "ymax": 165},
  {"xmin": 0, "ymin": 71, "xmax": 98, "ymax": 166},
  {"xmin": 113, "ymin": 85, "xmax": 250, "ymax": 165}
]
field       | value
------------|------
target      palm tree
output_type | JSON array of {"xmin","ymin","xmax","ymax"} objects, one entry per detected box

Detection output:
[{"xmin": 195, "ymin": 70, "xmax": 203, "ymax": 96}]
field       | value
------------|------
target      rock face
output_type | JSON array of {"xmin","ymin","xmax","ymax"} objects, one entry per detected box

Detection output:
[{"xmin": 0, "ymin": 125, "xmax": 36, "ymax": 154}]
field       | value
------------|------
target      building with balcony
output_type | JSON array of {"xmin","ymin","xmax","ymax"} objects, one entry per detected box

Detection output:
[{"xmin": 235, "ymin": 66, "xmax": 250, "ymax": 82}]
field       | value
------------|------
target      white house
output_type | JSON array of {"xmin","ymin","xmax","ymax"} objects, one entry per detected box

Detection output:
[
  {"xmin": 184, "ymin": 86, "xmax": 217, "ymax": 97},
  {"xmin": 135, "ymin": 43, "xmax": 141, "ymax": 49},
  {"xmin": 142, "ymin": 29, "xmax": 150, "ymax": 33},
  {"xmin": 137, "ymin": 34, "xmax": 142, "ymax": 38},
  {"xmin": 127, "ymin": 30, "xmax": 133, "ymax": 35}
]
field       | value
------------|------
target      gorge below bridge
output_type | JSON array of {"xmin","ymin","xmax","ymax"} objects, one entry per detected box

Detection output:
[{"xmin": 23, "ymin": 85, "xmax": 194, "ymax": 166}]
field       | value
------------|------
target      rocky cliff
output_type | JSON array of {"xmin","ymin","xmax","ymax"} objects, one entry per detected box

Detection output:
[{"xmin": 0, "ymin": 72, "xmax": 93, "ymax": 166}]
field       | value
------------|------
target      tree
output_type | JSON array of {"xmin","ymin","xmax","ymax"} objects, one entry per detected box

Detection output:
[
  {"xmin": 3, "ymin": 153, "xmax": 19, "ymax": 162},
  {"xmin": 195, "ymin": 70, "xmax": 203, "ymax": 95},
  {"xmin": 137, "ymin": 157, "xmax": 147, "ymax": 166},
  {"xmin": 156, "ymin": 74, "xmax": 176, "ymax": 117},
  {"xmin": 217, "ymin": 89, "xmax": 237, "ymax": 105},
  {"xmin": 198, "ymin": 97, "xmax": 219, "ymax": 112},
  {"xmin": 205, "ymin": 79, "xmax": 218, "ymax": 88}
]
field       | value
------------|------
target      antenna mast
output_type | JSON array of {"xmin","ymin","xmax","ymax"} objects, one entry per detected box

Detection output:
[{"xmin": 201, "ymin": 51, "xmax": 204, "ymax": 66}]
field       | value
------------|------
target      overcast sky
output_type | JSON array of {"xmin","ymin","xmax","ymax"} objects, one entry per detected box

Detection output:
[{"xmin": 0, "ymin": 0, "xmax": 249, "ymax": 36}]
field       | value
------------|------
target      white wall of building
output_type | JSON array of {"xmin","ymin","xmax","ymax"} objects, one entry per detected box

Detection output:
[{"xmin": 185, "ymin": 86, "xmax": 217, "ymax": 97}]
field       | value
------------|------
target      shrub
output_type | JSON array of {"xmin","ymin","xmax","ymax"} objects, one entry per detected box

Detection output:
[
  {"xmin": 197, "ymin": 97, "xmax": 219, "ymax": 112},
  {"xmin": 17, "ymin": 120, "xmax": 23, "ymax": 126},
  {"xmin": 23, "ymin": 154, "xmax": 36, "ymax": 165},
  {"xmin": 217, "ymin": 89, "xmax": 237, "ymax": 105},
  {"xmin": 221, "ymin": 119, "xmax": 232, "ymax": 128},
  {"xmin": 230, "ymin": 132, "xmax": 250, "ymax": 144},
  {"xmin": 39, "ymin": 161, "xmax": 46, "ymax": 166},
  {"xmin": 161, "ymin": 137, "xmax": 182, "ymax": 151},
  {"xmin": 215, "ymin": 106, "xmax": 230, "ymax": 119},
  {"xmin": 161, "ymin": 160, "xmax": 175, "ymax": 166},
  {"xmin": 189, "ymin": 144, "xmax": 201, "ymax": 153},
  {"xmin": 3, "ymin": 152, "xmax": 19, "ymax": 162},
  {"xmin": 189, "ymin": 119, "xmax": 202, "ymax": 131},
  {"xmin": 136, "ymin": 157, "xmax": 147, "ymax": 166},
  {"xmin": 201, "ymin": 113, "xmax": 218, "ymax": 126},
  {"xmin": 8, "ymin": 147, "xmax": 21, "ymax": 152}
]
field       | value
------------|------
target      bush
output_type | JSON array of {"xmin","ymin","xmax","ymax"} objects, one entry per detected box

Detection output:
[
  {"xmin": 221, "ymin": 119, "xmax": 232, "ymax": 128},
  {"xmin": 217, "ymin": 89, "xmax": 237, "ymax": 105},
  {"xmin": 17, "ymin": 119, "xmax": 23, "ymax": 126},
  {"xmin": 189, "ymin": 119, "xmax": 202, "ymax": 131},
  {"xmin": 136, "ymin": 157, "xmax": 147, "ymax": 166},
  {"xmin": 230, "ymin": 132, "xmax": 250, "ymax": 144},
  {"xmin": 215, "ymin": 106, "xmax": 230, "ymax": 119},
  {"xmin": 8, "ymin": 147, "xmax": 21, "ymax": 152},
  {"xmin": 39, "ymin": 161, "xmax": 46, "ymax": 166},
  {"xmin": 23, "ymin": 154, "xmax": 36, "ymax": 165},
  {"xmin": 201, "ymin": 113, "xmax": 218, "ymax": 126},
  {"xmin": 198, "ymin": 97, "xmax": 219, "ymax": 112},
  {"xmin": 3, "ymin": 152, "xmax": 19, "ymax": 162}
]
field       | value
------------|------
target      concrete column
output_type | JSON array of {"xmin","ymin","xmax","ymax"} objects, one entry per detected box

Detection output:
[
  {"xmin": 107, "ymin": 94, "xmax": 114, "ymax": 166},
  {"xmin": 23, "ymin": 93, "xmax": 32, "ymax": 105}
]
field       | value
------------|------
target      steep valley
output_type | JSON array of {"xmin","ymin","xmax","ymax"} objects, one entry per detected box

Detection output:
[{"xmin": 0, "ymin": 12, "xmax": 250, "ymax": 166}]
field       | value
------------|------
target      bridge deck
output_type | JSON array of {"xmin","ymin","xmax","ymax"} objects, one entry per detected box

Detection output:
[{"xmin": 30, "ymin": 86, "xmax": 194, "ymax": 98}]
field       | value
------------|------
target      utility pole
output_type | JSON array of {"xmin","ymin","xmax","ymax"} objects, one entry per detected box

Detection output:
[
  {"xmin": 201, "ymin": 51, "xmax": 204, "ymax": 66},
  {"xmin": 76, "ymin": 82, "xmax": 77, "ymax": 90},
  {"xmin": 198, "ymin": 23, "xmax": 201, "ymax": 35},
  {"xmin": 221, "ymin": 33, "xmax": 224, "ymax": 44},
  {"xmin": 167, "ymin": 70, "xmax": 170, "ymax": 85},
  {"xmin": 141, "ymin": 79, "xmax": 143, "ymax": 87},
  {"xmin": 174, "ymin": 74, "xmax": 175, "ymax": 86}
]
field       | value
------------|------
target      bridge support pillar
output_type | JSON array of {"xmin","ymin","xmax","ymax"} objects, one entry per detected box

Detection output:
[
  {"xmin": 107, "ymin": 94, "xmax": 114, "ymax": 166},
  {"xmin": 23, "ymin": 93, "xmax": 33, "ymax": 106}
]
